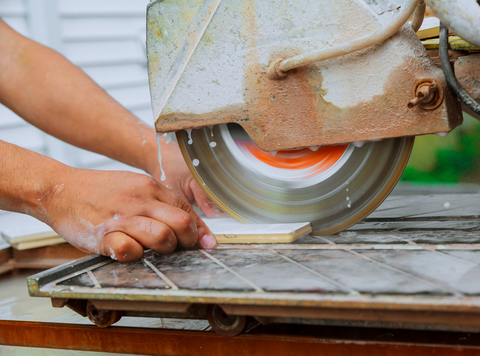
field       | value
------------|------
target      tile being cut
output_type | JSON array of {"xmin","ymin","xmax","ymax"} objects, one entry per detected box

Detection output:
[{"xmin": 204, "ymin": 218, "xmax": 312, "ymax": 244}]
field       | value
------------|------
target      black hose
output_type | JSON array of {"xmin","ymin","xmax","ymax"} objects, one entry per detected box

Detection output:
[{"xmin": 439, "ymin": 22, "xmax": 480, "ymax": 115}]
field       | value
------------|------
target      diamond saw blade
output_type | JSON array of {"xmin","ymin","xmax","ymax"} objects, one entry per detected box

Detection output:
[{"xmin": 177, "ymin": 124, "xmax": 414, "ymax": 235}]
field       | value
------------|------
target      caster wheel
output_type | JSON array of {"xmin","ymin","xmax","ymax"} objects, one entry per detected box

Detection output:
[
  {"xmin": 86, "ymin": 301, "xmax": 123, "ymax": 328},
  {"xmin": 207, "ymin": 304, "xmax": 247, "ymax": 337}
]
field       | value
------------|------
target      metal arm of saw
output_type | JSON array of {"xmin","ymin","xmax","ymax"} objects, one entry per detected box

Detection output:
[{"xmin": 268, "ymin": 0, "xmax": 420, "ymax": 79}]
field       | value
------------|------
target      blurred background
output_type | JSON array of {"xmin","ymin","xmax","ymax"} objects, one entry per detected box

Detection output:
[
  {"xmin": 403, "ymin": 113, "xmax": 480, "ymax": 185},
  {"xmin": 0, "ymin": 0, "xmax": 479, "ymax": 189},
  {"xmin": 0, "ymin": 0, "xmax": 151, "ymax": 173}
]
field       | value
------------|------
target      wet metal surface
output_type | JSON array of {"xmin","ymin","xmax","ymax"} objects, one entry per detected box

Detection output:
[
  {"xmin": 147, "ymin": 0, "xmax": 461, "ymax": 151},
  {"xmin": 44, "ymin": 246, "xmax": 480, "ymax": 300},
  {"xmin": 27, "ymin": 194, "xmax": 480, "ymax": 332}
]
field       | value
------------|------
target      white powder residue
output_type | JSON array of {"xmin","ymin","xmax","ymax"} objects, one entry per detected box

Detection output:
[{"xmin": 109, "ymin": 246, "xmax": 116, "ymax": 260}]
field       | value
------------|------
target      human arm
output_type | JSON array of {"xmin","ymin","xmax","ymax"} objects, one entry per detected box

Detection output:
[
  {"xmin": 0, "ymin": 140, "xmax": 217, "ymax": 262},
  {"xmin": 0, "ymin": 18, "xmax": 220, "ymax": 260},
  {"xmin": 0, "ymin": 18, "xmax": 222, "ymax": 218}
]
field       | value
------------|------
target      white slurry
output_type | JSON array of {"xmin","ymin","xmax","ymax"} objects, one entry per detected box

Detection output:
[
  {"xmin": 156, "ymin": 132, "xmax": 167, "ymax": 181},
  {"xmin": 186, "ymin": 129, "xmax": 193, "ymax": 144},
  {"xmin": 209, "ymin": 141, "xmax": 217, "ymax": 148},
  {"xmin": 165, "ymin": 132, "xmax": 172, "ymax": 144},
  {"xmin": 193, "ymin": 159, "xmax": 200, "ymax": 166},
  {"xmin": 353, "ymin": 141, "xmax": 366, "ymax": 148}
]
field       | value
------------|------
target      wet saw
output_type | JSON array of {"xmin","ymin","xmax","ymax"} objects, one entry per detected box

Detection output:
[{"xmin": 146, "ymin": 0, "xmax": 480, "ymax": 236}]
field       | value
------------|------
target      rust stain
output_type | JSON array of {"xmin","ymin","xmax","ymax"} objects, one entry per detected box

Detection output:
[
  {"xmin": 455, "ymin": 54, "xmax": 480, "ymax": 101},
  {"xmin": 4, "ymin": 320, "xmax": 479, "ymax": 355},
  {"xmin": 156, "ymin": 59, "xmax": 462, "ymax": 152},
  {"xmin": 154, "ymin": 11, "xmax": 463, "ymax": 152}
]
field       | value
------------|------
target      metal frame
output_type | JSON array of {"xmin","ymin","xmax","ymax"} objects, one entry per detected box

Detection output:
[
  {"xmin": 2, "ymin": 320, "xmax": 480, "ymax": 355},
  {"xmin": 28, "ymin": 244, "xmax": 480, "ymax": 334}
]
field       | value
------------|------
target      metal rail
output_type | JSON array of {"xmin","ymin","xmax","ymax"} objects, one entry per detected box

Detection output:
[{"xmin": 1, "ymin": 320, "xmax": 479, "ymax": 355}]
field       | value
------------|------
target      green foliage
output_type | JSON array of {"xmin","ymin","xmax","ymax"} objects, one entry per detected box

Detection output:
[{"xmin": 401, "ymin": 121, "xmax": 480, "ymax": 184}]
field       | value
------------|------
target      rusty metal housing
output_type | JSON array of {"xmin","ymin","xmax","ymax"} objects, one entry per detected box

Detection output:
[{"xmin": 147, "ymin": 0, "xmax": 462, "ymax": 151}]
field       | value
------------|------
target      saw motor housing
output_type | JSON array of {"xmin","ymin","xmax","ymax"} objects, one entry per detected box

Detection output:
[{"xmin": 146, "ymin": 0, "xmax": 462, "ymax": 151}]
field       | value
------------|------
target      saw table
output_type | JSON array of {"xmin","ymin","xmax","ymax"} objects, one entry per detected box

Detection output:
[{"xmin": 0, "ymin": 192, "xmax": 476, "ymax": 354}]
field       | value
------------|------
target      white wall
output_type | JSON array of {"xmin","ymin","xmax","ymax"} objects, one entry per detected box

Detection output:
[{"xmin": 0, "ymin": 0, "xmax": 152, "ymax": 171}]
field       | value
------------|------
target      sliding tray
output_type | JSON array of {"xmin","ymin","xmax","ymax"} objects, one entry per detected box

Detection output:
[{"xmin": 28, "ymin": 194, "xmax": 480, "ymax": 336}]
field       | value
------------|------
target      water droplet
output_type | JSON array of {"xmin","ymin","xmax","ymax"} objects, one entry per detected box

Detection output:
[
  {"xmin": 186, "ymin": 129, "xmax": 193, "ymax": 145},
  {"xmin": 193, "ymin": 159, "xmax": 200, "ymax": 166},
  {"xmin": 346, "ymin": 196, "xmax": 350, "ymax": 201},
  {"xmin": 353, "ymin": 141, "xmax": 366, "ymax": 148},
  {"xmin": 444, "ymin": 202, "xmax": 451, "ymax": 209},
  {"xmin": 436, "ymin": 132, "xmax": 449, "ymax": 137},
  {"xmin": 209, "ymin": 126, "xmax": 214, "ymax": 137},
  {"xmin": 269, "ymin": 151, "xmax": 278, "ymax": 156},
  {"xmin": 309, "ymin": 146, "xmax": 319, "ymax": 151},
  {"xmin": 346, "ymin": 188, "xmax": 349, "ymax": 192},
  {"xmin": 210, "ymin": 141, "xmax": 217, "ymax": 148},
  {"xmin": 347, "ymin": 202, "xmax": 352, "ymax": 208}
]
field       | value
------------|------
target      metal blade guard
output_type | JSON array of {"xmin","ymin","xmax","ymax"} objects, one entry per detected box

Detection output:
[{"xmin": 147, "ymin": 0, "xmax": 461, "ymax": 151}]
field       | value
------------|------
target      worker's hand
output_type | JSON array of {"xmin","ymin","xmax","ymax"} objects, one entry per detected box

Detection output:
[
  {"xmin": 40, "ymin": 168, "xmax": 217, "ymax": 262},
  {"xmin": 152, "ymin": 139, "xmax": 227, "ymax": 219}
]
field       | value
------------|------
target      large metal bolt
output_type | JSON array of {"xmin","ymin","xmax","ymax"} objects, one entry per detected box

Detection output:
[{"xmin": 408, "ymin": 79, "xmax": 443, "ymax": 110}]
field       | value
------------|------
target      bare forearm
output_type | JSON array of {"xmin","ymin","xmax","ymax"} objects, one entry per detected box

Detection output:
[
  {"xmin": 0, "ymin": 140, "xmax": 65, "ymax": 221},
  {"xmin": 0, "ymin": 139, "xmax": 216, "ymax": 259},
  {"xmin": 0, "ymin": 19, "xmax": 160, "ymax": 175}
]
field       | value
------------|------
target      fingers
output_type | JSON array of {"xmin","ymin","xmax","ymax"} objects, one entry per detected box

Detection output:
[
  {"xmin": 154, "ymin": 185, "xmax": 217, "ymax": 249},
  {"xmin": 189, "ymin": 180, "xmax": 228, "ymax": 219},
  {"xmin": 102, "ymin": 231, "xmax": 144, "ymax": 262},
  {"xmin": 116, "ymin": 216, "xmax": 178, "ymax": 255},
  {"xmin": 143, "ymin": 201, "xmax": 199, "ymax": 248}
]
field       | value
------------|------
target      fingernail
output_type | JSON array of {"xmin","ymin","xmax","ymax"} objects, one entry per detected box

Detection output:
[{"xmin": 200, "ymin": 234, "xmax": 217, "ymax": 249}]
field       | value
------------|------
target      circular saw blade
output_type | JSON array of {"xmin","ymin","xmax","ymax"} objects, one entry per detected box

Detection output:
[{"xmin": 177, "ymin": 124, "xmax": 414, "ymax": 234}]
